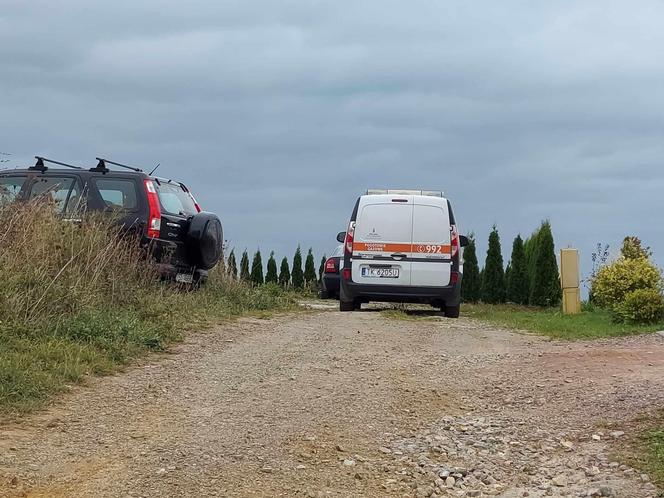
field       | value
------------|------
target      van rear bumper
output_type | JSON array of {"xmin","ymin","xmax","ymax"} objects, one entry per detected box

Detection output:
[{"xmin": 340, "ymin": 278, "xmax": 461, "ymax": 306}]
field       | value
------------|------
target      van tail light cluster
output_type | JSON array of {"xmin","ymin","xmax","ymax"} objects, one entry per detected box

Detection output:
[
  {"xmin": 450, "ymin": 224, "xmax": 460, "ymax": 259},
  {"xmin": 342, "ymin": 268, "xmax": 352, "ymax": 281},
  {"xmin": 344, "ymin": 221, "xmax": 355, "ymax": 256},
  {"xmin": 144, "ymin": 179, "xmax": 162, "ymax": 238},
  {"xmin": 325, "ymin": 258, "xmax": 337, "ymax": 274},
  {"xmin": 450, "ymin": 270, "xmax": 460, "ymax": 285}
]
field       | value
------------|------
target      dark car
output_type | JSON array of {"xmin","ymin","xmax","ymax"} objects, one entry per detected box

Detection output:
[
  {"xmin": 0, "ymin": 156, "xmax": 223, "ymax": 284},
  {"xmin": 319, "ymin": 244, "xmax": 343, "ymax": 299}
]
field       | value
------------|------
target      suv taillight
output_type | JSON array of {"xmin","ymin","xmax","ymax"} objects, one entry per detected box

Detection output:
[
  {"xmin": 188, "ymin": 192, "xmax": 202, "ymax": 213},
  {"xmin": 450, "ymin": 224, "xmax": 460, "ymax": 259},
  {"xmin": 344, "ymin": 221, "xmax": 355, "ymax": 256},
  {"xmin": 325, "ymin": 258, "xmax": 337, "ymax": 273},
  {"xmin": 144, "ymin": 179, "xmax": 161, "ymax": 238}
]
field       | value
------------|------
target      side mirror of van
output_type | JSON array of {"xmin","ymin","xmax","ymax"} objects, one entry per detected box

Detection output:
[
  {"xmin": 336, "ymin": 231, "xmax": 346, "ymax": 243},
  {"xmin": 459, "ymin": 235, "xmax": 470, "ymax": 248}
]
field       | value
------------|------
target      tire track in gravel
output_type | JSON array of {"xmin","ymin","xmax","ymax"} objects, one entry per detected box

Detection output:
[{"xmin": 0, "ymin": 309, "xmax": 662, "ymax": 497}]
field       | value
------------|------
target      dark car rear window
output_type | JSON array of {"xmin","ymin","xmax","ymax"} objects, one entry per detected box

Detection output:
[
  {"xmin": 156, "ymin": 182, "xmax": 198, "ymax": 217},
  {"xmin": 29, "ymin": 176, "xmax": 81, "ymax": 213},
  {"xmin": 0, "ymin": 175, "xmax": 27, "ymax": 204},
  {"xmin": 94, "ymin": 178, "xmax": 138, "ymax": 210}
]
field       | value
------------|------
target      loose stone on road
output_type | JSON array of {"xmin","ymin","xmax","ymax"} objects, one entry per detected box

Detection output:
[{"xmin": 0, "ymin": 309, "xmax": 663, "ymax": 497}]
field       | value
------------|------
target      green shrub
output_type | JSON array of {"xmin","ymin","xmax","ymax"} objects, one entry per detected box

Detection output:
[
  {"xmin": 278, "ymin": 257, "xmax": 291, "ymax": 288},
  {"xmin": 461, "ymin": 235, "xmax": 481, "ymax": 303},
  {"xmin": 529, "ymin": 221, "xmax": 561, "ymax": 307},
  {"xmin": 250, "ymin": 249, "xmax": 264, "ymax": 285},
  {"xmin": 265, "ymin": 252, "xmax": 278, "ymax": 284},
  {"xmin": 613, "ymin": 288, "xmax": 664, "ymax": 324},
  {"xmin": 481, "ymin": 226, "xmax": 505, "ymax": 304},
  {"xmin": 292, "ymin": 246, "xmax": 304, "ymax": 289},
  {"xmin": 592, "ymin": 257, "xmax": 662, "ymax": 310},
  {"xmin": 304, "ymin": 248, "xmax": 317, "ymax": 286},
  {"xmin": 506, "ymin": 234, "xmax": 529, "ymax": 305}
]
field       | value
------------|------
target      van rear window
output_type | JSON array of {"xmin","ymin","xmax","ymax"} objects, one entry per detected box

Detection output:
[
  {"xmin": 0, "ymin": 176, "xmax": 27, "ymax": 204},
  {"xmin": 357, "ymin": 203, "xmax": 412, "ymax": 242}
]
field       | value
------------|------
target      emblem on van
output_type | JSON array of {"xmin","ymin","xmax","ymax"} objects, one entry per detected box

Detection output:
[{"xmin": 366, "ymin": 228, "xmax": 381, "ymax": 239}]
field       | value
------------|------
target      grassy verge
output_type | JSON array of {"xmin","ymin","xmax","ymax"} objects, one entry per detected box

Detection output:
[
  {"xmin": 0, "ymin": 201, "xmax": 295, "ymax": 416},
  {"xmin": 618, "ymin": 411, "xmax": 664, "ymax": 494},
  {"xmin": 463, "ymin": 303, "xmax": 664, "ymax": 340}
]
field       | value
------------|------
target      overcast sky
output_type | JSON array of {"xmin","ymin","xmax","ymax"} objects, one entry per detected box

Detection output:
[{"xmin": 1, "ymin": 0, "xmax": 663, "ymax": 284}]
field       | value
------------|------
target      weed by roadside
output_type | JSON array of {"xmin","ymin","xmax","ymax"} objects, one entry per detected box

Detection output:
[
  {"xmin": 618, "ymin": 411, "xmax": 664, "ymax": 495},
  {"xmin": 0, "ymin": 201, "xmax": 295, "ymax": 416}
]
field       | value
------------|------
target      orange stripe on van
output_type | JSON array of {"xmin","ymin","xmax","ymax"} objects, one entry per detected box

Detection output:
[
  {"xmin": 353, "ymin": 242, "xmax": 412, "ymax": 253},
  {"xmin": 353, "ymin": 242, "xmax": 452, "ymax": 254}
]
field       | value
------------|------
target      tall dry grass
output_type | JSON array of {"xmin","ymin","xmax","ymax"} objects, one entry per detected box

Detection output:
[{"xmin": 0, "ymin": 200, "xmax": 294, "ymax": 415}]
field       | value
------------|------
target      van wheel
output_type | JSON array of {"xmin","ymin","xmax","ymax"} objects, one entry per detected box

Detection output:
[
  {"xmin": 340, "ymin": 300, "xmax": 355, "ymax": 312},
  {"xmin": 444, "ymin": 304, "xmax": 460, "ymax": 318}
]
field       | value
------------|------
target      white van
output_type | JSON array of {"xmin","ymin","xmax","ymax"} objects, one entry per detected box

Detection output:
[{"xmin": 338, "ymin": 189, "xmax": 468, "ymax": 316}]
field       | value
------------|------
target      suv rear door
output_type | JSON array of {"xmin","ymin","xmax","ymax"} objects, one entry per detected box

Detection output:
[
  {"xmin": 410, "ymin": 197, "xmax": 452, "ymax": 287},
  {"xmin": 351, "ymin": 194, "xmax": 413, "ymax": 286}
]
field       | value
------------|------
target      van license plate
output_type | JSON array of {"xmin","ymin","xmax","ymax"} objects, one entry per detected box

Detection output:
[
  {"xmin": 176, "ymin": 273, "xmax": 194, "ymax": 284},
  {"xmin": 362, "ymin": 267, "xmax": 399, "ymax": 278}
]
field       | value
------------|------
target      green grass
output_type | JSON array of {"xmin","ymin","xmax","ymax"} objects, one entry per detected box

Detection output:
[
  {"xmin": 619, "ymin": 412, "xmax": 664, "ymax": 494},
  {"xmin": 463, "ymin": 303, "xmax": 664, "ymax": 340},
  {"xmin": 0, "ymin": 280, "xmax": 296, "ymax": 416}
]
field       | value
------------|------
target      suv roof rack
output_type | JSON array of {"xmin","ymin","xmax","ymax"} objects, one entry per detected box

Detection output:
[
  {"xmin": 29, "ymin": 156, "xmax": 84, "ymax": 172},
  {"xmin": 365, "ymin": 189, "xmax": 443, "ymax": 197},
  {"xmin": 92, "ymin": 157, "xmax": 144, "ymax": 173}
]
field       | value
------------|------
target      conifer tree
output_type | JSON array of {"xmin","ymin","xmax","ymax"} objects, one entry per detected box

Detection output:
[
  {"xmin": 481, "ymin": 226, "xmax": 505, "ymax": 304},
  {"xmin": 318, "ymin": 255, "xmax": 326, "ymax": 283},
  {"xmin": 506, "ymin": 234, "xmax": 529, "ymax": 305},
  {"xmin": 240, "ymin": 250, "xmax": 250, "ymax": 282},
  {"xmin": 461, "ymin": 235, "xmax": 481, "ymax": 303},
  {"xmin": 529, "ymin": 221, "xmax": 561, "ymax": 306},
  {"xmin": 226, "ymin": 249, "xmax": 238, "ymax": 280},
  {"xmin": 304, "ymin": 248, "xmax": 317, "ymax": 286},
  {"xmin": 250, "ymin": 249, "xmax": 264, "ymax": 286},
  {"xmin": 265, "ymin": 251, "xmax": 278, "ymax": 284},
  {"xmin": 291, "ymin": 246, "xmax": 304, "ymax": 289},
  {"xmin": 278, "ymin": 256, "xmax": 291, "ymax": 288}
]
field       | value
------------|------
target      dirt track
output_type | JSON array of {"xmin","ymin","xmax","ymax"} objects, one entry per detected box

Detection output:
[{"xmin": 1, "ymin": 306, "xmax": 663, "ymax": 497}]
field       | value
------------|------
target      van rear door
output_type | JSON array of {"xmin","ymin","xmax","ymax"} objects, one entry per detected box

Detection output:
[
  {"xmin": 410, "ymin": 198, "xmax": 452, "ymax": 287},
  {"xmin": 351, "ymin": 195, "xmax": 413, "ymax": 286}
]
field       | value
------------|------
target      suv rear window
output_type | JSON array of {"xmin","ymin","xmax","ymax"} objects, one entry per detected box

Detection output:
[
  {"xmin": 156, "ymin": 182, "xmax": 198, "ymax": 216},
  {"xmin": 29, "ymin": 176, "xmax": 81, "ymax": 213},
  {"xmin": 0, "ymin": 176, "xmax": 27, "ymax": 204},
  {"xmin": 95, "ymin": 178, "xmax": 138, "ymax": 210}
]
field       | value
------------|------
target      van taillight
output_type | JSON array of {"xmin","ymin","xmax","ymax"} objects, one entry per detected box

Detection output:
[
  {"xmin": 345, "ymin": 221, "xmax": 355, "ymax": 255},
  {"xmin": 144, "ymin": 179, "xmax": 162, "ymax": 238},
  {"xmin": 342, "ymin": 268, "xmax": 352, "ymax": 281},
  {"xmin": 450, "ymin": 271, "xmax": 459, "ymax": 285},
  {"xmin": 450, "ymin": 224, "xmax": 460, "ymax": 258},
  {"xmin": 325, "ymin": 258, "xmax": 337, "ymax": 273}
]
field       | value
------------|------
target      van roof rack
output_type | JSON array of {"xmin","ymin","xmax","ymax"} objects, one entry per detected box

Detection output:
[
  {"xmin": 366, "ymin": 189, "xmax": 443, "ymax": 197},
  {"xmin": 29, "ymin": 156, "xmax": 84, "ymax": 172}
]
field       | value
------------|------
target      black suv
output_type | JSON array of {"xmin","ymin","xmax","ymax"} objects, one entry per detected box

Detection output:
[{"xmin": 0, "ymin": 157, "xmax": 223, "ymax": 284}]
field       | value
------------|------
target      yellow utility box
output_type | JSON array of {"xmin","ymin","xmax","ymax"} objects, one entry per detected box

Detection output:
[{"xmin": 560, "ymin": 249, "xmax": 581, "ymax": 314}]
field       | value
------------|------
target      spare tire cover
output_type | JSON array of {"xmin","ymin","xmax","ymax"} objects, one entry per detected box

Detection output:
[{"xmin": 186, "ymin": 212, "xmax": 223, "ymax": 270}]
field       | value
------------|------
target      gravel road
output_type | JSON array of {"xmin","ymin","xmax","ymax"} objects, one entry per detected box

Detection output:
[{"xmin": 1, "ymin": 306, "xmax": 663, "ymax": 497}]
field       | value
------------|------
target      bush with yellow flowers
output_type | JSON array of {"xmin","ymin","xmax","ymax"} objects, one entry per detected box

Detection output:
[{"xmin": 591, "ymin": 237, "xmax": 664, "ymax": 323}]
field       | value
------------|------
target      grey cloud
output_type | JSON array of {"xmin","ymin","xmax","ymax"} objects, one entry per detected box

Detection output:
[{"xmin": 1, "ymin": 0, "xmax": 663, "ymax": 275}]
